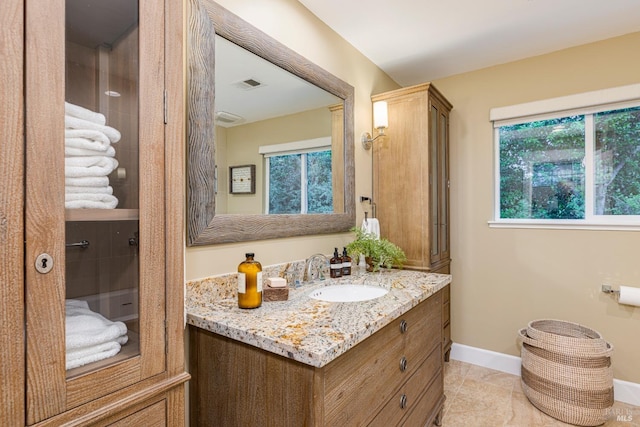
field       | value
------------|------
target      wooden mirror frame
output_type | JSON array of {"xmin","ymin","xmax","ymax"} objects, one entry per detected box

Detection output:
[{"xmin": 187, "ymin": 0, "xmax": 355, "ymax": 246}]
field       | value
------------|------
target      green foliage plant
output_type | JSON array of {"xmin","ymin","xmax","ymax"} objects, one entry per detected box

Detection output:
[{"xmin": 345, "ymin": 227, "xmax": 407, "ymax": 272}]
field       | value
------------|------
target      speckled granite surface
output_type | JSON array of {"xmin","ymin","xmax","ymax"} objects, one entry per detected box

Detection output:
[{"xmin": 186, "ymin": 265, "xmax": 451, "ymax": 368}]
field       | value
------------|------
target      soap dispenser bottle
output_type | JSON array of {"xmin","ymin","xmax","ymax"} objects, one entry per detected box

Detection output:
[
  {"xmin": 330, "ymin": 248, "xmax": 343, "ymax": 278},
  {"xmin": 341, "ymin": 247, "xmax": 352, "ymax": 276},
  {"xmin": 237, "ymin": 253, "xmax": 263, "ymax": 309}
]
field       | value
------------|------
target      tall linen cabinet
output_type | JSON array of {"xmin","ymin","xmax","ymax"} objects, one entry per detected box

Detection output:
[
  {"xmin": 372, "ymin": 83, "xmax": 452, "ymax": 273},
  {"xmin": 0, "ymin": 0, "xmax": 188, "ymax": 425},
  {"xmin": 372, "ymin": 83, "xmax": 453, "ymax": 359}
]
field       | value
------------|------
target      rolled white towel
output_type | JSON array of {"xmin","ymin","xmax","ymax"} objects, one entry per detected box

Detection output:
[
  {"xmin": 66, "ymin": 341, "xmax": 121, "ymax": 370},
  {"xmin": 65, "ymin": 156, "xmax": 119, "ymax": 178},
  {"xmin": 65, "ymin": 129, "xmax": 113, "ymax": 149},
  {"xmin": 65, "ymin": 102, "xmax": 106, "ymax": 126},
  {"xmin": 65, "ymin": 145, "xmax": 115, "ymax": 157},
  {"xmin": 65, "ymin": 185, "xmax": 113, "ymax": 195},
  {"xmin": 66, "ymin": 299, "xmax": 128, "ymax": 350},
  {"xmin": 65, "ymin": 193, "xmax": 119, "ymax": 209},
  {"xmin": 65, "ymin": 115, "xmax": 121, "ymax": 143},
  {"xmin": 65, "ymin": 176, "xmax": 110, "ymax": 187}
]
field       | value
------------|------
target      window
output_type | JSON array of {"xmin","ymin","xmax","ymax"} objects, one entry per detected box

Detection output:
[
  {"xmin": 259, "ymin": 137, "xmax": 333, "ymax": 214},
  {"xmin": 490, "ymin": 84, "xmax": 640, "ymax": 229}
]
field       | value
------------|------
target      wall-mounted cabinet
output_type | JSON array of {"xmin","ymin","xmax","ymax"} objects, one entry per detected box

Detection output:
[
  {"xmin": 372, "ymin": 83, "xmax": 452, "ymax": 273},
  {"xmin": 1, "ymin": 0, "xmax": 188, "ymax": 425}
]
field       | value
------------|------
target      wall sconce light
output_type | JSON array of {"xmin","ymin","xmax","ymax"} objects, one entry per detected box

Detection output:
[{"xmin": 361, "ymin": 101, "xmax": 388, "ymax": 150}]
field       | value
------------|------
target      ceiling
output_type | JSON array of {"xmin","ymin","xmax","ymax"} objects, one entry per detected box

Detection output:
[
  {"xmin": 215, "ymin": 36, "xmax": 340, "ymax": 127},
  {"xmin": 298, "ymin": 0, "xmax": 640, "ymax": 86}
]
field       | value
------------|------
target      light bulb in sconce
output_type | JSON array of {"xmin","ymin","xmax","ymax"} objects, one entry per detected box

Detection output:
[{"xmin": 362, "ymin": 101, "xmax": 388, "ymax": 150}]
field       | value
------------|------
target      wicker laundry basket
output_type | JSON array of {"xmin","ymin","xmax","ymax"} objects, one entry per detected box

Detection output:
[{"xmin": 518, "ymin": 319, "xmax": 614, "ymax": 426}]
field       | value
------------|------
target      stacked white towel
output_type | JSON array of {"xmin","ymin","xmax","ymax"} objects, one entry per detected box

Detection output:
[
  {"xmin": 65, "ymin": 299, "xmax": 129, "ymax": 370},
  {"xmin": 64, "ymin": 102, "xmax": 121, "ymax": 209}
]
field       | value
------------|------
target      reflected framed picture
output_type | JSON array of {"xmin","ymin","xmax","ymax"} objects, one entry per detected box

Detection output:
[{"xmin": 229, "ymin": 164, "xmax": 256, "ymax": 194}]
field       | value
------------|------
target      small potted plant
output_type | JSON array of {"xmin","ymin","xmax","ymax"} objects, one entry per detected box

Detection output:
[{"xmin": 345, "ymin": 227, "xmax": 407, "ymax": 272}]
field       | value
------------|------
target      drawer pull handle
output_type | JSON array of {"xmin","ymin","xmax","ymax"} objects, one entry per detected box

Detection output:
[
  {"xmin": 400, "ymin": 356, "xmax": 408, "ymax": 372},
  {"xmin": 400, "ymin": 394, "xmax": 408, "ymax": 409},
  {"xmin": 399, "ymin": 319, "xmax": 408, "ymax": 333}
]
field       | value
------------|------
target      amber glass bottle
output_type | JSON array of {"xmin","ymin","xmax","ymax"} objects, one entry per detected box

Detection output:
[{"xmin": 237, "ymin": 253, "xmax": 262, "ymax": 309}]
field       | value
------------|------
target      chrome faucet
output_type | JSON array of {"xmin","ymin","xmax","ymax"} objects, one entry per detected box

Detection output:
[
  {"xmin": 303, "ymin": 253, "xmax": 329, "ymax": 284},
  {"xmin": 280, "ymin": 262, "xmax": 299, "ymax": 288}
]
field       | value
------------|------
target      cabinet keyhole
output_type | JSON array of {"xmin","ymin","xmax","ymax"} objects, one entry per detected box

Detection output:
[{"xmin": 35, "ymin": 253, "xmax": 53, "ymax": 274}]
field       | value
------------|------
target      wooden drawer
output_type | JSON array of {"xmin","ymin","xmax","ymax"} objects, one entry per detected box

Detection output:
[
  {"xmin": 442, "ymin": 284, "xmax": 452, "ymax": 361},
  {"xmin": 444, "ymin": 323, "xmax": 451, "ymax": 346},
  {"xmin": 324, "ymin": 293, "xmax": 442, "ymax": 426},
  {"xmin": 369, "ymin": 345, "xmax": 442, "ymax": 427},
  {"xmin": 443, "ymin": 284, "xmax": 451, "ymax": 347},
  {"xmin": 402, "ymin": 370, "xmax": 444, "ymax": 427},
  {"xmin": 442, "ymin": 287, "xmax": 450, "ymax": 324},
  {"xmin": 108, "ymin": 399, "xmax": 166, "ymax": 427}
]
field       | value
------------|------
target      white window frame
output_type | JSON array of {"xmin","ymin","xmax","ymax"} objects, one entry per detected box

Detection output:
[
  {"xmin": 489, "ymin": 83, "xmax": 640, "ymax": 231},
  {"xmin": 259, "ymin": 137, "xmax": 331, "ymax": 214}
]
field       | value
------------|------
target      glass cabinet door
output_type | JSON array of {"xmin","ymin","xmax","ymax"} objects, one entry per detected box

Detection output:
[{"xmin": 25, "ymin": 0, "xmax": 166, "ymax": 423}]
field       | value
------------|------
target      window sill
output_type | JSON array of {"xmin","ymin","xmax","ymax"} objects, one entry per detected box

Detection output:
[{"xmin": 488, "ymin": 220, "xmax": 640, "ymax": 231}]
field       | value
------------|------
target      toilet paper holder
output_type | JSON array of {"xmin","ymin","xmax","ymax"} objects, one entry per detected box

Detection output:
[{"xmin": 601, "ymin": 284, "xmax": 620, "ymax": 296}]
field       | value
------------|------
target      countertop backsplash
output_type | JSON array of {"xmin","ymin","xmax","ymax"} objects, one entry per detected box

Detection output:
[{"xmin": 186, "ymin": 259, "xmax": 306, "ymax": 303}]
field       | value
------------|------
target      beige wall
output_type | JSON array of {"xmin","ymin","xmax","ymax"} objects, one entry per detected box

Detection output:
[
  {"xmin": 433, "ymin": 31, "xmax": 640, "ymax": 383},
  {"xmin": 185, "ymin": 0, "xmax": 399, "ymax": 279}
]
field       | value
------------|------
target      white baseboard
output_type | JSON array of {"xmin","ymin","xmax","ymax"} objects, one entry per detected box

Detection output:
[{"xmin": 449, "ymin": 343, "xmax": 640, "ymax": 407}]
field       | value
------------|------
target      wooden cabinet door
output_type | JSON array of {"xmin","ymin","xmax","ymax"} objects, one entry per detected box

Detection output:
[
  {"xmin": 429, "ymin": 95, "xmax": 451, "ymax": 269},
  {"xmin": 24, "ymin": 0, "xmax": 166, "ymax": 423},
  {"xmin": 0, "ymin": 0, "xmax": 25, "ymax": 425},
  {"xmin": 373, "ymin": 89, "xmax": 430, "ymax": 269}
]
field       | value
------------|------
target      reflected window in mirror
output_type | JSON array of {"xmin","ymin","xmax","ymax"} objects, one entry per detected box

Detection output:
[
  {"xmin": 260, "ymin": 137, "xmax": 333, "ymax": 214},
  {"xmin": 215, "ymin": 35, "xmax": 342, "ymax": 216}
]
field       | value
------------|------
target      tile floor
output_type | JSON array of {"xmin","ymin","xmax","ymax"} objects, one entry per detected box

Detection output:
[{"xmin": 442, "ymin": 360, "xmax": 639, "ymax": 427}]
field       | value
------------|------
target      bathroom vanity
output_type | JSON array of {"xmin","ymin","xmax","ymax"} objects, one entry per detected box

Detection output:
[{"xmin": 187, "ymin": 269, "xmax": 451, "ymax": 426}]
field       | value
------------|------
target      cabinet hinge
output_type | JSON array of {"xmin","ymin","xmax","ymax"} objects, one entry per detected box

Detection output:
[{"xmin": 163, "ymin": 90, "xmax": 168, "ymax": 124}]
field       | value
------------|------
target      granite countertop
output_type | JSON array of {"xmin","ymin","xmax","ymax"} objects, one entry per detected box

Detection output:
[{"xmin": 186, "ymin": 268, "xmax": 451, "ymax": 368}]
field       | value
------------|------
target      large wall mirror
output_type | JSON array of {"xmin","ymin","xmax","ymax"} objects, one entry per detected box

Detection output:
[{"xmin": 187, "ymin": 0, "xmax": 355, "ymax": 246}]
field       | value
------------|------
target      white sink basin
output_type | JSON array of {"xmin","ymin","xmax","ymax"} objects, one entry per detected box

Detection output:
[{"xmin": 309, "ymin": 284, "xmax": 388, "ymax": 302}]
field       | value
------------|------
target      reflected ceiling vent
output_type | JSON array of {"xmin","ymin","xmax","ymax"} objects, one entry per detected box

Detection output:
[
  {"xmin": 215, "ymin": 111, "xmax": 243, "ymax": 124},
  {"xmin": 234, "ymin": 78, "xmax": 265, "ymax": 90}
]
